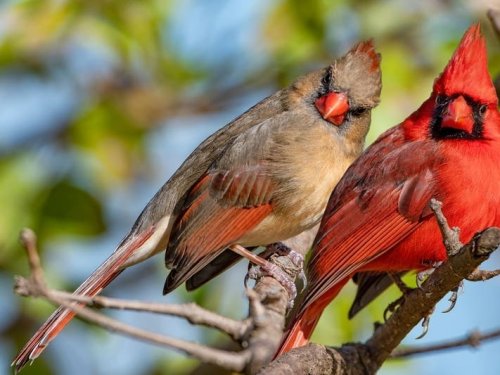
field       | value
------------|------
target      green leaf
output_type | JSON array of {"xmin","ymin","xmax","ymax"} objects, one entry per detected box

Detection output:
[{"xmin": 35, "ymin": 179, "xmax": 106, "ymax": 239}]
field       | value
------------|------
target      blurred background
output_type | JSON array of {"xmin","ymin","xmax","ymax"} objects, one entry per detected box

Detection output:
[{"xmin": 1, "ymin": 0, "xmax": 500, "ymax": 374}]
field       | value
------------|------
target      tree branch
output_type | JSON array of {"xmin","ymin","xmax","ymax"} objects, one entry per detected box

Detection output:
[
  {"xmin": 14, "ymin": 228, "xmax": 304, "ymax": 374},
  {"xmin": 15, "ymin": 229, "xmax": 251, "ymax": 371},
  {"xmin": 14, "ymin": 201, "xmax": 500, "ymax": 375},
  {"xmin": 42, "ymin": 289, "xmax": 250, "ymax": 342},
  {"xmin": 466, "ymin": 268, "xmax": 500, "ymax": 281},
  {"xmin": 392, "ymin": 328, "xmax": 500, "ymax": 358}
]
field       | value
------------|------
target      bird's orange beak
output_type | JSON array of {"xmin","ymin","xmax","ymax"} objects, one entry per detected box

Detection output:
[
  {"xmin": 441, "ymin": 95, "xmax": 474, "ymax": 133},
  {"xmin": 315, "ymin": 92, "xmax": 349, "ymax": 126}
]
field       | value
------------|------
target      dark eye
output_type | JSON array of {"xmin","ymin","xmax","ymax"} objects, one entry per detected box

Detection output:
[
  {"xmin": 350, "ymin": 107, "xmax": 368, "ymax": 117},
  {"xmin": 435, "ymin": 95, "xmax": 447, "ymax": 106},
  {"xmin": 321, "ymin": 67, "xmax": 333, "ymax": 90},
  {"xmin": 479, "ymin": 104, "xmax": 487, "ymax": 115}
]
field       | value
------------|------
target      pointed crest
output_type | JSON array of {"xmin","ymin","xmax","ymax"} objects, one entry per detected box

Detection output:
[
  {"xmin": 434, "ymin": 24, "xmax": 497, "ymax": 104},
  {"xmin": 350, "ymin": 39, "xmax": 381, "ymax": 72},
  {"xmin": 332, "ymin": 39, "xmax": 382, "ymax": 109}
]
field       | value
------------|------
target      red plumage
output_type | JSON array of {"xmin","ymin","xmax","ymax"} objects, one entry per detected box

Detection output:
[{"xmin": 277, "ymin": 24, "xmax": 500, "ymax": 355}]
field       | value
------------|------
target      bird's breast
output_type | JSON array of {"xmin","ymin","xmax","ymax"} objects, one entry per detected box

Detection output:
[{"xmin": 241, "ymin": 128, "xmax": 356, "ymax": 246}]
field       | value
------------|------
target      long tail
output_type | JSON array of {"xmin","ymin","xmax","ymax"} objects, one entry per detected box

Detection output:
[
  {"xmin": 275, "ymin": 281, "xmax": 347, "ymax": 357},
  {"xmin": 275, "ymin": 307, "xmax": 322, "ymax": 356},
  {"xmin": 12, "ymin": 229, "xmax": 155, "ymax": 373}
]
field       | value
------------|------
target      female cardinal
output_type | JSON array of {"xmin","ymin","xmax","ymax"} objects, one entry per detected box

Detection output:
[
  {"xmin": 277, "ymin": 24, "xmax": 500, "ymax": 355},
  {"xmin": 13, "ymin": 41, "xmax": 382, "ymax": 371}
]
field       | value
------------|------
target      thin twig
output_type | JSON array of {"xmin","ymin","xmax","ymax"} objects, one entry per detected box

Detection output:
[
  {"xmin": 48, "ymin": 290, "xmax": 250, "ymax": 342},
  {"xmin": 19, "ymin": 229, "xmax": 45, "ymax": 287},
  {"xmin": 14, "ymin": 229, "xmax": 251, "ymax": 372},
  {"xmin": 392, "ymin": 328, "xmax": 500, "ymax": 358},
  {"xmin": 49, "ymin": 291, "xmax": 251, "ymax": 371},
  {"xmin": 429, "ymin": 199, "xmax": 463, "ymax": 256},
  {"xmin": 14, "ymin": 228, "xmax": 305, "ymax": 374},
  {"xmin": 467, "ymin": 268, "xmax": 500, "ymax": 281}
]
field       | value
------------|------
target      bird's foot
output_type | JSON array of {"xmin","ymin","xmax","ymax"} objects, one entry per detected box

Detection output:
[
  {"xmin": 442, "ymin": 281, "xmax": 463, "ymax": 313},
  {"xmin": 416, "ymin": 306, "xmax": 436, "ymax": 339},
  {"xmin": 383, "ymin": 295, "xmax": 404, "ymax": 322},
  {"xmin": 429, "ymin": 199, "xmax": 463, "ymax": 256},
  {"xmin": 416, "ymin": 261, "xmax": 443, "ymax": 288},
  {"xmin": 267, "ymin": 242, "xmax": 304, "ymax": 267},
  {"xmin": 383, "ymin": 273, "xmax": 414, "ymax": 321},
  {"xmin": 245, "ymin": 260, "xmax": 297, "ymax": 308},
  {"xmin": 265, "ymin": 242, "xmax": 307, "ymax": 289},
  {"xmin": 231, "ymin": 244, "xmax": 299, "ymax": 309},
  {"xmin": 389, "ymin": 272, "xmax": 413, "ymax": 294}
]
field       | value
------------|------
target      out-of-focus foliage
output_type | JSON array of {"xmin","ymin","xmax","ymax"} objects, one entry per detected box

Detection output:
[{"xmin": 1, "ymin": 1, "xmax": 499, "ymax": 375}]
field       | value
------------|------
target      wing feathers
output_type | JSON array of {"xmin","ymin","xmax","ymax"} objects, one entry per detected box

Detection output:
[
  {"xmin": 164, "ymin": 163, "xmax": 276, "ymax": 292},
  {"xmin": 164, "ymin": 202, "xmax": 272, "ymax": 293},
  {"xmin": 305, "ymin": 203, "xmax": 414, "ymax": 311},
  {"xmin": 300, "ymin": 157, "xmax": 439, "ymax": 316}
]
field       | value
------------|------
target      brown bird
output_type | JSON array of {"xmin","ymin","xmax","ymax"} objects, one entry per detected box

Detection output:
[{"xmin": 13, "ymin": 40, "xmax": 382, "ymax": 372}]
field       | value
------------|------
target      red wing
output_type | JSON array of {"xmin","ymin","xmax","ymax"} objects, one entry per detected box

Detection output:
[
  {"xmin": 163, "ymin": 165, "xmax": 274, "ymax": 293},
  {"xmin": 298, "ymin": 136, "xmax": 441, "ymax": 314}
]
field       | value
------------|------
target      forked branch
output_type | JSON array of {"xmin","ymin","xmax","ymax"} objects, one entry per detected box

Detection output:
[{"xmin": 14, "ymin": 228, "xmax": 303, "ymax": 374}]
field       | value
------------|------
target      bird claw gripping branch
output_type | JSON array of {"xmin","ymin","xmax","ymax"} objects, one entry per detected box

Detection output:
[
  {"xmin": 416, "ymin": 261, "xmax": 443, "ymax": 288},
  {"xmin": 382, "ymin": 273, "xmax": 415, "ymax": 321},
  {"xmin": 415, "ymin": 306, "xmax": 436, "ymax": 340},
  {"xmin": 442, "ymin": 281, "xmax": 463, "ymax": 314},
  {"xmin": 245, "ymin": 259, "xmax": 298, "ymax": 308},
  {"xmin": 258, "ymin": 242, "xmax": 307, "ymax": 290},
  {"xmin": 244, "ymin": 242, "xmax": 307, "ymax": 308}
]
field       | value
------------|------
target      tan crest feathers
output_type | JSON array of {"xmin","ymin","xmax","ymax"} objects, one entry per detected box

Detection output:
[{"xmin": 350, "ymin": 39, "xmax": 381, "ymax": 72}]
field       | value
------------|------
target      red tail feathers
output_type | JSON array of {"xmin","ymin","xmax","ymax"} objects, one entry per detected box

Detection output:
[
  {"xmin": 12, "ymin": 228, "xmax": 154, "ymax": 373},
  {"xmin": 275, "ymin": 281, "xmax": 347, "ymax": 357},
  {"xmin": 12, "ymin": 270, "xmax": 123, "ymax": 372},
  {"xmin": 275, "ymin": 308, "xmax": 322, "ymax": 357}
]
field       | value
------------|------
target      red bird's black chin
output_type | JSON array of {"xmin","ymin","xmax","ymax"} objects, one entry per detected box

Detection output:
[
  {"xmin": 431, "ymin": 94, "xmax": 485, "ymax": 140},
  {"xmin": 441, "ymin": 96, "xmax": 474, "ymax": 133}
]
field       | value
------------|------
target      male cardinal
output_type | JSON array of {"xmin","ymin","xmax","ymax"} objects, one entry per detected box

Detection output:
[
  {"xmin": 13, "ymin": 41, "xmax": 382, "ymax": 371},
  {"xmin": 277, "ymin": 24, "xmax": 500, "ymax": 355}
]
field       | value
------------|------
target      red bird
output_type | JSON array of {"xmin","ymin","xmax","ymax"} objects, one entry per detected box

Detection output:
[
  {"xmin": 277, "ymin": 24, "xmax": 500, "ymax": 354},
  {"xmin": 13, "ymin": 42, "xmax": 382, "ymax": 371}
]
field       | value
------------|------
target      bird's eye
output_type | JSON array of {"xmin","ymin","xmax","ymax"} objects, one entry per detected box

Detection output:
[
  {"xmin": 321, "ymin": 67, "xmax": 333, "ymax": 90},
  {"xmin": 350, "ymin": 107, "xmax": 368, "ymax": 117},
  {"xmin": 435, "ymin": 95, "xmax": 447, "ymax": 106},
  {"xmin": 479, "ymin": 104, "xmax": 487, "ymax": 115}
]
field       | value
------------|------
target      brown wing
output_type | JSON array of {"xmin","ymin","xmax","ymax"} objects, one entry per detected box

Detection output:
[
  {"xmin": 163, "ymin": 165, "xmax": 274, "ymax": 293},
  {"xmin": 185, "ymin": 248, "xmax": 252, "ymax": 291}
]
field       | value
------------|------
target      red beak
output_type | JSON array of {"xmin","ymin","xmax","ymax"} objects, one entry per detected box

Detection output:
[
  {"xmin": 441, "ymin": 95, "xmax": 474, "ymax": 133},
  {"xmin": 315, "ymin": 92, "xmax": 349, "ymax": 126}
]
